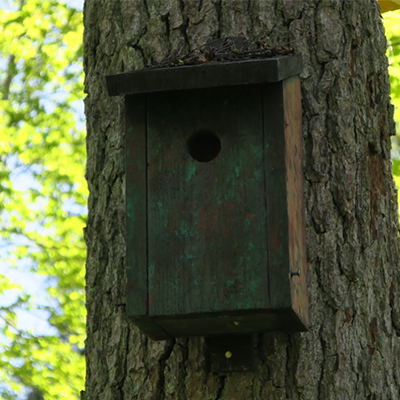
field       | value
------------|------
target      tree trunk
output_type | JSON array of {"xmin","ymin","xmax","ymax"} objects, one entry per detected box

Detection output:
[{"xmin": 83, "ymin": 1, "xmax": 400, "ymax": 398}]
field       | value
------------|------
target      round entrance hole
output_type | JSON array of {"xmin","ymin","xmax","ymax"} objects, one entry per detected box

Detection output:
[{"xmin": 187, "ymin": 130, "xmax": 221, "ymax": 162}]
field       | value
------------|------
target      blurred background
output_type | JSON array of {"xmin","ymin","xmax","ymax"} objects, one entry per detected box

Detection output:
[
  {"xmin": 0, "ymin": 1, "xmax": 398, "ymax": 399},
  {"xmin": 0, "ymin": 0, "xmax": 86, "ymax": 399}
]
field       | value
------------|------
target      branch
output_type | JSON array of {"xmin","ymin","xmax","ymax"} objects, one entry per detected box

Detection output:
[{"xmin": 2, "ymin": 54, "xmax": 16, "ymax": 100}]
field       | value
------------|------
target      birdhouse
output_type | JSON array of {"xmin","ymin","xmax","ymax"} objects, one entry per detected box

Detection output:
[
  {"xmin": 106, "ymin": 54, "xmax": 309, "ymax": 340},
  {"xmin": 378, "ymin": 0, "xmax": 400, "ymax": 12}
]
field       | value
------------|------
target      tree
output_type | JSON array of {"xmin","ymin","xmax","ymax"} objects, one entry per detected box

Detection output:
[
  {"xmin": 0, "ymin": 0, "xmax": 86, "ymax": 398},
  {"xmin": 83, "ymin": 1, "xmax": 400, "ymax": 398}
]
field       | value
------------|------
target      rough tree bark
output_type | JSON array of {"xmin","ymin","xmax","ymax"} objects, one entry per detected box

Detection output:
[{"xmin": 83, "ymin": 0, "xmax": 400, "ymax": 399}]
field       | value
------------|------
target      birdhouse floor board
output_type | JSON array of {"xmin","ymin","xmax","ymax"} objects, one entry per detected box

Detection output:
[
  {"xmin": 150, "ymin": 307, "xmax": 307, "ymax": 338},
  {"xmin": 130, "ymin": 316, "xmax": 171, "ymax": 341}
]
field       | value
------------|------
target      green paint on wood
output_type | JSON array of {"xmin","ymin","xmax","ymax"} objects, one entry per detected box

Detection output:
[
  {"xmin": 235, "ymin": 166, "xmax": 240, "ymax": 177},
  {"xmin": 124, "ymin": 73, "xmax": 308, "ymax": 338},
  {"xmin": 148, "ymin": 263, "xmax": 155, "ymax": 279},
  {"xmin": 186, "ymin": 163, "xmax": 196, "ymax": 181},
  {"xmin": 250, "ymin": 143, "xmax": 263, "ymax": 159},
  {"xmin": 126, "ymin": 199, "xmax": 136, "ymax": 223},
  {"xmin": 147, "ymin": 85, "xmax": 269, "ymax": 317},
  {"xmin": 125, "ymin": 95, "xmax": 148, "ymax": 318},
  {"xmin": 254, "ymin": 170, "xmax": 263, "ymax": 181}
]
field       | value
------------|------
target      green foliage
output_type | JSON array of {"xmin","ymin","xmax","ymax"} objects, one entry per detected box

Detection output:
[
  {"xmin": 384, "ymin": 11, "xmax": 400, "ymax": 218},
  {"xmin": 384, "ymin": 11, "xmax": 400, "ymax": 134},
  {"xmin": 0, "ymin": 0, "xmax": 86, "ymax": 398}
]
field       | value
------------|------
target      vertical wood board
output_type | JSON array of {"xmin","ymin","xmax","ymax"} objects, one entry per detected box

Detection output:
[
  {"xmin": 126, "ymin": 95, "xmax": 171, "ymax": 339},
  {"xmin": 125, "ymin": 95, "xmax": 148, "ymax": 317},
  {"xmin": 283, "ymin": 77, "xmax": 309, "ymax": 328},
  {"xmin": 262, "ymin": 83, "xmax": 292, "ymax": 309}
]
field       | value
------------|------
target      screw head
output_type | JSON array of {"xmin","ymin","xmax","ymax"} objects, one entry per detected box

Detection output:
[{"xmin": 225, "ymin": 351, "xmax": 233, "ymax": 359}]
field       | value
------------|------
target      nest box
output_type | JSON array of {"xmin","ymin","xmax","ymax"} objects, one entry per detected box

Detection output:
[{"xmin": 106, "ymin": 54, "xmax": 309, "ymax": 340}]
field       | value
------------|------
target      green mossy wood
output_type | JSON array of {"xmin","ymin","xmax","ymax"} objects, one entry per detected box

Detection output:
[{"xmin": 107, "ymin": 56, "xmax": 308, "ymax": 340}]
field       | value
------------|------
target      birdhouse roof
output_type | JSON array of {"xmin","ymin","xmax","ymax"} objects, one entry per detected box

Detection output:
[{"xmin": 106, "ymin": 55, "xmax": 302, "ymax": 97}]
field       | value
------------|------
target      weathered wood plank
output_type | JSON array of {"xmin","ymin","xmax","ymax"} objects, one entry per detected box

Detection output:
[
  {"xmin": 126, "ymin": 95, "xmax": 172, "ymax": 339},
  {"xmin": 262, "ymin": 83, "xmax": 292, "ymax": 310},
  {"xmin": 125, "ymin": 95, "xmax": 148, "ymax": 316},
  {"xmin": 283, "ymin": 76, "xmax": 309, "ymax": 329},
  {"xmin": 106, "ymin": 56, "xmax": 302, "ymax": 96},
  {"xmin": 155, "ymin": 308, "xmax": 306, "ymax": 338}
]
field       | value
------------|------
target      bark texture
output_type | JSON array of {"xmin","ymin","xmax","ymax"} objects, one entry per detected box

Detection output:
[{"xmin": 83, "ymin": 0, "xmax": 400, "ymax": 398}]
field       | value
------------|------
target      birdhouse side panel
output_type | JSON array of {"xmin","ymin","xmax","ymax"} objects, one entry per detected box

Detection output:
[{"xmin": 283, "ymin": 77, "xmax": 309, "ymax": 330}]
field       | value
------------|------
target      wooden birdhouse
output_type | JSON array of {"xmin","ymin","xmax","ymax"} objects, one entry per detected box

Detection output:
[
  {"xmin": 378, "ymin": 0, "xmax": 400, "ymax": 13},
  {"xmin": 106, "ymin": 54, "xmax": 309, "ymax": 341}
]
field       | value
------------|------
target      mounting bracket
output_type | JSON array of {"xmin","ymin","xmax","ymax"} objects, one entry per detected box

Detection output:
[{"xmin": 207, "ymin": 335, "xmax": 255, "ymax": 373}]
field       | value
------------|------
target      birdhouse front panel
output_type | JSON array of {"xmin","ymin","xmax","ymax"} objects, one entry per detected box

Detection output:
[
  {"xmin": 107, "ymin": 55, "xmax": 309, "ymax": 340},
  {"xmin": 147, "ymin": 85, "xmax": 270, "ymax": 321}
]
